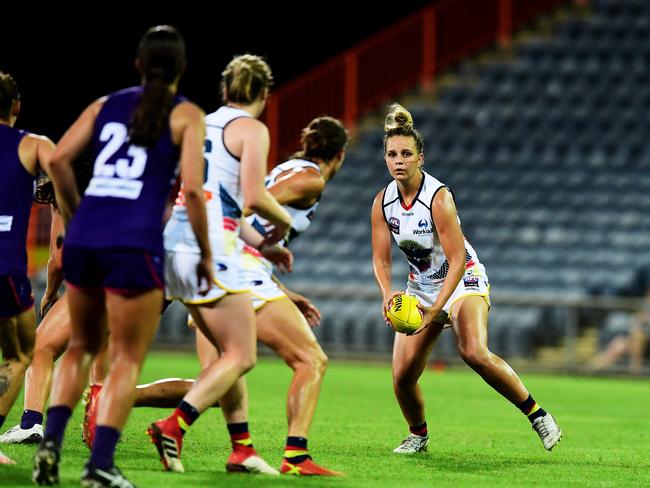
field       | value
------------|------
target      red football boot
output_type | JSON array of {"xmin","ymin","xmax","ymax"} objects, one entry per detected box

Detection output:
[
  {"xmin": 226, "ymin": 444, "xmax": 279, "ymax": 475},
  {"xmin": 280, "ymin": 457, "xmax": 343, "ymax": 476},
  {"xmin": 81, "ymin": 383, "xmax": 102, "ymax": 449},
  {"xmin": 146, "ymin": 416, "xmax": 186, "ymax": 473}
]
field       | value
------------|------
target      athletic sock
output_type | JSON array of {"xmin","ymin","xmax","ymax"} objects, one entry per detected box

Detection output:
[
  {"xmin": 284, "ymin": 436, "xmax": 310, "ymax": 463},
  {"xmin": 89, "ymin": 426, "xmax": 121, "ymax": 470},
  {"xmin": 0, "ymin": 414, "xmax": 5, "ymax": 430},
  {"xmin": 21, "ymin": 409, "xmax": 43, "ymax": 429},
  {"xmin": 44, "ymin": 406, "xmax": 72, "ymax": 445},
  {"xmin": 518, "ymin": 394, "xmax": 547, "ymax": 422},
  {"xmin": 227, "ymin": 422, "xmax": 255, "ymax": 450},
  {"xmin": 173, "ymin": 400, "xmax": 199, "ymax": 435},
  {"xmin": 410, "ymin": 421, "xmax": 428, "ymax": 437}
]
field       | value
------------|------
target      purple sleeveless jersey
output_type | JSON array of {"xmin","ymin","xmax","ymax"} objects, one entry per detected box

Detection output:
[
  {"xmin": 64, "ymin": 86, "xmax": 184, "ymax": 254},
  {"xmin": 0, "ymin": 125, "xmax": 34, "ymax": 275}
]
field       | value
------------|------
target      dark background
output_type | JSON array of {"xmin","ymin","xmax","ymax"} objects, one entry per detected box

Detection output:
[{"xmin": 2, "ymin": 3, "xmax": 431, "ymax": 140}]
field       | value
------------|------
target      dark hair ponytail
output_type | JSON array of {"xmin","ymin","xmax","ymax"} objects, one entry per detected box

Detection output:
[
  {"xmin": 299, "ymin": 116, "xmax": 348, "ymax": 161},
  {"xmin": 129, "ymin": 25, "xmax": 186, "ymax": 147},
  {"xmin": 0, "ymin": 72, "xmax": 19, "ymax": 120}
]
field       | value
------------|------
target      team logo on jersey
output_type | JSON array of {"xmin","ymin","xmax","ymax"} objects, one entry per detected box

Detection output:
[
  {"xmin": 388, "ymin": 217, "xmax": 400, "ymax": 234},
  {"xmin": 413, "ymin": 219, "xmax": 432, "ymax": 235},
  {"xmin": 399, "ymin": 239, "xmax": 433, "ymax": 272},
  {"xmin": 463, "ymin": 276, "xmax": 480, "ymax": 289}
]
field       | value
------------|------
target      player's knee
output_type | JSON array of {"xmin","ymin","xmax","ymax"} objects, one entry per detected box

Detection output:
[
  {"xmin": 392, "ymin": 367, "xmax": 417, "ymax": 391},
  {"xmin": 21, "ymin": 347, "xmax": 34, "ymax": 365},
  {"xmin": 314, "ymin": 349, "xmax": 328, "ymax": 375},
  {"xmin": 238, "ymin": 353, "xmax": 256, "ymax": 374},
  {"xmin": 288, "ymin": 345, "xmax": 327, "ymax": 376},
  {"xmin": 458, "ymin": 344, "xmax": 490, "ymax": 369}
]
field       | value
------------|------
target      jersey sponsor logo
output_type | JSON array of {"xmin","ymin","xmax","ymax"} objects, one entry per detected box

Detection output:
[
  {"xmin": 413, "ymin": 218, "xmax": 432, "ymax": 235},
  {"xmin": 401, "ymin": 211, "xmax": 414, "ymax": 216},
  {"xmin": 389, "ymin": 217, "xmax": 400, "ymax": 234},
  {"xmin": 252, "ymin": 280, "xmax": 264, "ymax": 286},
  {"xmin": 217, "ymin": 263, "xmax": 228, "ymax": 271},
  {"xmin": 86, "ymin": 177, "xmax": 143, "ymax": 199},
  {"xmin": 0, "ymin": 216, "xmax": 13, "ymax": 232},
  {"xmin": 463, "ymin": 276, "xmax": 480, "ymax": 289}
]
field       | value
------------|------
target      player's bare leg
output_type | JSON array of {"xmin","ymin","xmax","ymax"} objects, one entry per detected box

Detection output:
[
  {"xmin": 0, "ymin": 308, "xmax": 35, "ymax": 463},
  {"xmin": 1, "ymin": 299, "xmax": 68, "ymax": 445},
  {"xmin": 391, "ymin": 321, "xmax": 443, "ymax": 453},
  {"xmin": 451, "ymin": 296, "xmax": 562, "ymax": 450}
]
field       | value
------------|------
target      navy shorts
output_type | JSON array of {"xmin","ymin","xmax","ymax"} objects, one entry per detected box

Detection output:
[
  {"xmin": 63, "ymin": 245, "xmax": 164, "ymax": 296},
  {"xmin": 0, "ymin": 275, "xmax": 34, "ymax": 319}
]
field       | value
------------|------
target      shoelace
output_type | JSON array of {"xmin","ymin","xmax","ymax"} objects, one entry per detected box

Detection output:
[
  {"xmin": 400, "ymin": 435, "xmax": 426, "ymax": 450},
  {"xmin": 533, "ymin": 418, "xmax": 550, "ymax": 438}
]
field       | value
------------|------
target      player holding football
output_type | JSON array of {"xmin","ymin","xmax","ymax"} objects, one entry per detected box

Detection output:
[{"xmin": 371, "ymin": 103, "xmax": 562, "ymax": 454}]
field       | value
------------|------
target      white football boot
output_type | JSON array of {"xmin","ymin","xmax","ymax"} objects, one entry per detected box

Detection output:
[
  {"xmin": 532, "ymin": 413, "xmax": 562, "ymax": 451},
  {"xmin": 0, "ymin": 423, "xmax": 43, "ymax": 444},
  {"xmin": 393, "ymin": 433, "xmax": 429, "ymax": 453}
]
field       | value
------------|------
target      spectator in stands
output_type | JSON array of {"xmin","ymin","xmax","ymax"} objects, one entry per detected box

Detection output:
[
  {"xmin": 371, "ymin": 102, "xmax": 563, "ymax": 455},
  {"xmin": 590, "ymin": 270, "xmax": 650, "ymax": 373}
]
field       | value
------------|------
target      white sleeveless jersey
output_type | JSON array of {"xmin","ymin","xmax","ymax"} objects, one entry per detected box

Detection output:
[
  {"xmin": 248, "ymin": 158, "xmax": 321, "ymax": 246},
  {"xmin": 382, "ymin": 171, "xmax": 477, "ymax": 292},
  {"xmin": 164, "ymin": 106, "xmax": 250, "ymax": 257}
]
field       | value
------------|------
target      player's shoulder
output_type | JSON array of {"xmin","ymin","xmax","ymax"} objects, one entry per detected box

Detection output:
[
  {"xmin": 372, "ymin": 184, "xmax": 392, "ymax": 208},
  {"xmin": 20, "ymin": 132, "xmax": 54, "ymax": 151},
  {"xmin": 172, "ymin": 100, "xmax": 205, "ymax": 121}
]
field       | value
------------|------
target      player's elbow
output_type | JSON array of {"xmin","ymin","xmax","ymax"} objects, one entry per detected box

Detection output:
[
  {"xmin": 182, "ymin": 185, "xmax": 203, "ymax": 203},
  {"xmin": 244, "ymin": 193, "xmax": 265, "ymax": 213},
  {"xmin": 46, "ymin": 154, "xmax": 68, "ymax": 176},
  {"xmin": 448, "ymin": 251, "xmax": 466, "ymax": 274}
]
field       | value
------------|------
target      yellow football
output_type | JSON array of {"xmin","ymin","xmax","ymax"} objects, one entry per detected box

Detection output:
[{"xmin": 386, "ymin": 293, "xmax": 423, "ymax": 334}]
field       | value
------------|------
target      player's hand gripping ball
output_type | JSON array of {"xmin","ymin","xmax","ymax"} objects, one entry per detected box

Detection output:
[{"xmin": 386, "ymin": 294, "xmax": 423, "ymax": 334}]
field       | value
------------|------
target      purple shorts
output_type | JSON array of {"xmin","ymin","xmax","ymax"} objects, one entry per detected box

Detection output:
[
  {"xmin": 63, "ymin": 245, "xmax": 164, "ymax": 296},
  {"xmin": 0, "ymin": 275, "xmax": 34, "ymax": 319}
]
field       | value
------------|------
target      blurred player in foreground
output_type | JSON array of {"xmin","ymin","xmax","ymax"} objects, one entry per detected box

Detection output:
[{"xmin": 0, "ymin": 72, "xmax": 55, "ymax": 465}]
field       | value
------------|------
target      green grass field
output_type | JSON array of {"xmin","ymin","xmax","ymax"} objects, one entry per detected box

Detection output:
[{"xmin": 2, "ymin": 352, "xmax": 649, "ymax": 487}]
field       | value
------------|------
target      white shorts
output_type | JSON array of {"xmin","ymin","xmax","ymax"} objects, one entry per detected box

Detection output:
[
  {"xmin": 241, "ymin": 251, "xmax": 286, "ymax": 310},
  {"xmin": 165, "ymin": 250, "xmax": 249, "ymax": 304},
  {"xmin": 406, "ymin": 259, "xmax": 490, "ymax": 325}
]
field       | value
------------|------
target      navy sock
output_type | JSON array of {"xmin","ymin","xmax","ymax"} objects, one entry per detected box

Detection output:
[
  {"xmin": 517, "ymin": 395, "xmax": 547, "ymax": 423},
  {"xmin": 0, "ymin": 414, "xmax": 5, "ymax": 430},
  {"xmin": 90, "ymin": 426, "xmax": 121, "ymax": 470},
  {"xmin": 227, "ymin": 422, "xmax": 254, "ymax": 449},
  {"xmin": 21, "ymin": 409, "xmax": 44, "ymax": 429},
  {"xmin": 284, "ymin": 436, "xmax": 310, "ymax": 463},
  {"xmin": 44, "ymin": 406, "xmax": 72, "ymax": 445},
  {"xmin": 177, "ymin": 400, "xmax": 200, "ymax": 423}
]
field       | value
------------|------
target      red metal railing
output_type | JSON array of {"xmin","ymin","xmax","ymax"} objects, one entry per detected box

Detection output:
[
  {"xmin": 26, "ymin": 0, "xmax": 571, "ymax": 273},
  {"xmin": 263, "ymin": 0, "xmax": 570, "ymax": 165}
]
